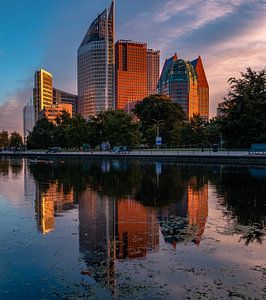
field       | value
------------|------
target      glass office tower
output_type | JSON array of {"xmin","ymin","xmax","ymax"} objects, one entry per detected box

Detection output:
[
  {"xmin": 158, "ymin": 54, "xmax": 199, "ymax": 119},
  {"xmin": 77, "ymin": 1, "xmax": 115, "ymax": 118}
]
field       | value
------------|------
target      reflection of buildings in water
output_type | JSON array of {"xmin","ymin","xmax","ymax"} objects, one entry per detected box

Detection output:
[
  {"xmin": 159, "ymin": 178, "xmax": 208, "ymax": 247},
  {"xmin": 187, "ymin": 178, "xmax": 208, "ymax": 245},
  {"xmin": 35, "ymin": 181, "xmax": 74, "ymax": 234},
  {"xmin": 78, "ymin": 189, "xmax": 159, "ymax": 289},
  {"xmin": 37, "ymin": 195, "xmax": 54, "ymax": 234},
  {"xmin": 117, "ymin": 199, "xmax": 159, "ymax": 259},
  {"xmin": 23, "ymin": 160, "xmax": 36, "ymax": 202},
  {"xmin": 79, "ymin": 188, "xmax": 116, "ymax": 286}
]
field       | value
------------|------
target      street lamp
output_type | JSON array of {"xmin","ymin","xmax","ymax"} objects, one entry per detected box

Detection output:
[{"xmin": 151, "ymin": 119, "xmax": 164, "ymax": 149}]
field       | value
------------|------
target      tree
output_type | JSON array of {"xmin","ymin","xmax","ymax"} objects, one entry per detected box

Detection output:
[
  {"xmin": 54, "ymin": 110, "xmax": 72, "ymax": 149},
  {"xmin": 88, "ymin": 110, "xmax": 142, "ymax": 148},
  {"xmin": 102, "ymin": 110, "xmax": 141, "ymax": 148},
  {"xmin": 27, "ymin": 117, "xmax": 56, "ymax": 149},
  {"xmin": 205, "ymin": 118, "xmax": 222, "ymax": 146},
  {"xmin": 9, "ymin": 132, "xmax": 23, "ymax": 148},
  {"xmin": 0, "ymin": 131, "xmax": 9, "ymax": 148},
  {"xmin": 133, "ymin": 94, "xmax": 185, "ymax": 146},
  {"xmin": 180, "ymin": 114, "xmax": 207, "ymax": 147},
  {"xmin": 68, "ymin": 115, "xmax": 89, "ymax": 150},
  {"xmin": 220, "ymin": 68, "xmax": 266, "ymax": 148}
]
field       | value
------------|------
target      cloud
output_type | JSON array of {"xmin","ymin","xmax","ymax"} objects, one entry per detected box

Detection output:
[
  {"xmin": 0, "ymin": 87, "xmax": 32, "ymax": 134},
  {"xmin": 204, "ymin": 16, "xmax": 266, "ymax": 116},
  {"xmin": 120, "ymin": 0, "xmax": 266, "ymax": 117}
]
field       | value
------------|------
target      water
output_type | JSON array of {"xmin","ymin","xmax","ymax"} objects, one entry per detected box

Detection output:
[{"xmin": 0, "ymin": 157, "xmax": 265, "ymax": 300}]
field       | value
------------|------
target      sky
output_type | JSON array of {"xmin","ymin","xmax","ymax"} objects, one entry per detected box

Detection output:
[{"xmin": 0, "ymin": 0, "xmax": 266, "ymax": 133}]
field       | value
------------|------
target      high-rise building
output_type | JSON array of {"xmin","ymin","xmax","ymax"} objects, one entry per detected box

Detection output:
[
  {"xmin": 158, "ymin": 54, "xmax": 199, "ymax": 119},
  {"xmin": 23, "ymin": 99, "xmax": 35, "ymax": 140},
  {"xmin": 115, "ymin": 40, "xmax": 160, "ymax": 111},
  {"xmin": 191, "ymin": 56, "xmax": 209, "ymax": 121},
  {"xmin": 33, "ymin": 68, "xmax": 77, "ymax": 121},
  {"xmin": 53, "ymin": 88, "xmax": 78, "ymax": 116},
  {"xmin": 115, "ymin": 40, "xmax": 148, "ymax": 110},
  {"xmin": 77, "ymin": 1, "xmax": 115, "ymax": 118},
  {"xmin": 147, "ymin": 49, "xmax": 160, "ymax": 95},
  {"xmin": 33, "ymin": 69, "xmax": 53, "ymax": 121}
]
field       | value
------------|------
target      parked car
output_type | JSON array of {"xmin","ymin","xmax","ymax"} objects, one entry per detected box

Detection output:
[{"xmin": 46, "ymin": 147, "xmax": 61, "ymax": 153}]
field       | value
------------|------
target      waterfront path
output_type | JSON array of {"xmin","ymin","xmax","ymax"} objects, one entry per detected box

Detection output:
[{"xmin": 1, "ymin": 149, "xmax": 266, "ymax": 165}]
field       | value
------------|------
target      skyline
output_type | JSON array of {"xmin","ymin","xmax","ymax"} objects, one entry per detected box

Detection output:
[{"xmin": 1, "ymin": 0, "xmax": 266, "ymax": 133}]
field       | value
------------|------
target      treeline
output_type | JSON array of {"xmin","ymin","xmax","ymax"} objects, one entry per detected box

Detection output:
[
  {"xmin": 26, "ymin": 67, "xmax": 266, "ymax": 150},
  {"xmin": 0, "ymin": 131, "xmax": 23, "ymax": 149},
  {"xmin": 27, "ymin": 110, "xmax": 141, "ymax": 150}
]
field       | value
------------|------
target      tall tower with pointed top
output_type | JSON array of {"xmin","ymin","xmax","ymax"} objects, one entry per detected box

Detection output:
[
  {"xmin": 77, "ymin": 1, "xmax": 115, "ymax": 118},
  {"xmin": 191, "ymin": 56, "xmax": 209, "ymax": 121},
  {"xmin": 158, "ymin": 54, "xmax": 199, "ymax": 119}
]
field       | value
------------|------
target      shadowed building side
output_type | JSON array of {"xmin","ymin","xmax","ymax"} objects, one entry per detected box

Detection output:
[
  {"xmin": 53, "ymin": 88, "xmax": 78, "ymax": 116},
  {"xmin": 147, "ymin": 49, "xmax": 160, "ymax": 96}
]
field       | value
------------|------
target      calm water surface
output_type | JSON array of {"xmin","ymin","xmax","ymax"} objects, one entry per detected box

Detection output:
[{"xmin": 0, "ymin": 157, "xmax": 265, "ymax": 300}]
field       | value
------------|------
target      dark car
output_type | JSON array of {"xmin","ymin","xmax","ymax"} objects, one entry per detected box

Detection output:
[{"xmin": 46, "ymin": 147, "xmax": 60, "ymax": 153}]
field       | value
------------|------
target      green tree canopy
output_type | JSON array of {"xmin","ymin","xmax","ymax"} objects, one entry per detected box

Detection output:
[
  {"xmin": 54, "ymin": 110, "xmax": 72, "ymax": 149},
  {"xmin": 9, "ymin": 132, "xmax": 23, "ymax": 148},
  {"xmin": 68, "ymin": 115, "xmax": 89, "ymax": 150},
  {"xmin": 27, "ymin": 117, "xmax": 56, "ymax": 149},
  {"xmin": 181, "ymin": 114, "xmax": 208, "ymax": 146},
  {"xmin": 133, "ymin": 94, "xmax": 185, "ymax": 146},
  {"xmin": 220, "ymin": 67, "xmax": 266, "ymax": 148},
  {"xmin": 88, "ymin": 110, "xmax": 142, "ymax": 148}
]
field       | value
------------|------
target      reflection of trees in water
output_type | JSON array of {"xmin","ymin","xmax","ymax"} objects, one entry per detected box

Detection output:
[
  {"xmin": 0, "ymin": 157, "xmax": 23, "ymax": 176},
  {"xmin": 0, "ymin": 157, "xmax": 9, "ymax": 176},
  {"xmin": 28, "ymin": 159, "xmax": 266, "ymax": 239},
  {"xmin": 209, "ymin": 166, "xmax": 266, "ymax": 229},
  {"xmin": 29, "ymin": 159, "xmax": 209, "ymax": 207},
  {"xmin": 239, "ymin": 228, "xmax": 265, "ymax": 246}
]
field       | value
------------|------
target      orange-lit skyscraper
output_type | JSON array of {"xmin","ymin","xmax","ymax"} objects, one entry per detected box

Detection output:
[
  {"xmin": 33, "ymin": 69, "xmax": 53, "ymax": 121},
  {"xmin": 191, "ymin": 56, "xmax": 209, "ymax": 121},
  {"xmin": 115, "ymin": 40, "xmax": 147, "ymax": 110},
  {"xmin": 115, "ymin": 40, "xmax": 160, "ymax": 110},
  {"xmin": 33, "ymin": 68, "xmax": 77, "ymax": 122}
]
